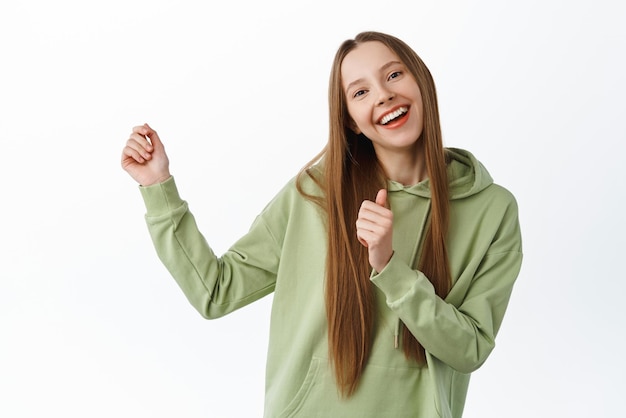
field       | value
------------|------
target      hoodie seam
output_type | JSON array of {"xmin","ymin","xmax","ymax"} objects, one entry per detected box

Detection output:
[{"xmin": 484, "ymin": 249, "xmax": 522, "ymax": 257}]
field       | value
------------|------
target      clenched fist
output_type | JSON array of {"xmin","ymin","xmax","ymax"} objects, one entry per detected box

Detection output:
[
  {"xmin": 356, "ymin": 189, "xmax": 394, "ymax": 272},
  {"xmin": 121, "ymin": 123, "xmax": 171, "ymax": 186}
]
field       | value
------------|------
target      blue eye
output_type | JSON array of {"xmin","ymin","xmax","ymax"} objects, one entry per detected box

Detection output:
[
  {"xmin": 389, "ymin": 71, "xmax": 402, "ymax": 80},
  {"xmin": 353, "ymin": 90, "xmax": 366, "ymax": 98}
]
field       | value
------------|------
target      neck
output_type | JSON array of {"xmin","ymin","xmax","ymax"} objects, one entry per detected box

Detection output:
[{"xmin": 375, "ymin": 141, "xmax": 427, "ymax": 186}]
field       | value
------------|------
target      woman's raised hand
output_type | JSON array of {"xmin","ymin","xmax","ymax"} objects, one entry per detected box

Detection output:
[
  {"xmin": 356, "ymin": 189, "xmax": 394, "ymax": 272},
  {"xmin": 121, "ymin": 123, "xmax": 171, "ymax": 186}
]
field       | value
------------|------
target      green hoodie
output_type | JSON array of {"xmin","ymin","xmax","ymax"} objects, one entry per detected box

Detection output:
[{"xmin": 139, "ymin": 148, "xmax": 522, "ymax": 418}]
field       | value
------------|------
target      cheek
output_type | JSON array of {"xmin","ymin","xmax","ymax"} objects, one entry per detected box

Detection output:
[
  {"xmin": 345, "ymin": 106, "xmax": 364, "ymax": 133},
  {"xmin": 348, "ymin": 104, "xmax": 372, "ymax": 127}
]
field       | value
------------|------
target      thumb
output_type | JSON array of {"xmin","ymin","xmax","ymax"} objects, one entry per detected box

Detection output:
[
  {"xmin": 375, "ymin": 188, "xmax": 388, "ymax": 208},
  {"xmin": 144, "ymin": 123, "xmax": 164, "ymax": 149}
]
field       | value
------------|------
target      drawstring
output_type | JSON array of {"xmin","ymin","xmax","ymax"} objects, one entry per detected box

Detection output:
[{"xmin": 394, "ymin": 319, "xmax": 400, "ymax": 349}]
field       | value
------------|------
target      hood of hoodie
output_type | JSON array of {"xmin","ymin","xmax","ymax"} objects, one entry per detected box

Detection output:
[{"xmin": 387, "ymin": 147, "xmax": 493, "ymax": 200}]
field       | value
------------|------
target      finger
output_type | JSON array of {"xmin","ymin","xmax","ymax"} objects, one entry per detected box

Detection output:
[
  {"xmin": 126, "ymin": 136, "xmax": 153, "ymax": 159},
  {"xmin": 375, "ymin": 189, "xmax": 388, "ymax": 208},
  {"xmin": 128, "ymin": 127, "xmax": 154, "ymax": 152},
  {"xmin": 143, "ymin": 123, "xmax": 164, "ymax": 149},
  {"xmin": 356, "ymin": 211, "xmax": 393, "ymax": 251},
  {"xmin": 356, "ymin": 227, "xmax": 383, "ymax": 249},
  {"xmin": 131, "ymin": 124, "xmax": 150, "ymax": 147},
  {"xmin": 132, "ymin": 124, "xmax": 147, "ymax": 134},
  {"xmin": 131, "ymin": 123, "xmax": 160, "ymax": 150},
  {"xmin": 356, "ymin": 229, "xmax": 369, "ymax": 247},
  {"xmin": 129, "ymin": 132, "xmax": 153, "ymax": 148},
  {"xmin": 358, "ymin": 202, "xmax": 392, "ymax": 224},
  {"xmin": 359, "ymin": 200, "xmax": 387, "ymax": 216},
  {"xmin": 121, "ymin": 145, "xmax": 146, "ymax": 164},
  {"xmin": 356, "ymin": 214, "xmax": 387, "ymax": 238}
]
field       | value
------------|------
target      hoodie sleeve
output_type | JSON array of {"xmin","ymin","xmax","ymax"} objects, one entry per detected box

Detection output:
[
  {"xmin": 139, "ymin": 176, "xmax": 279, "ymax": 319},
  {"xmin": 371, "ymin": 190, "xmax": 523, "ymax": 373}
]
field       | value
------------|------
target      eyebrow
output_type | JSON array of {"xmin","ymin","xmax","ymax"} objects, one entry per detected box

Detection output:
[{"xmin": 345, "ymin": 60, "xmax": 403, "ymax": 94}]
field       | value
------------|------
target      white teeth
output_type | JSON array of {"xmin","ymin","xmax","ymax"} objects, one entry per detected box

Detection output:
[{"xmin": 380, "ymin": 107, "xmax": 408, "ymax": 125}]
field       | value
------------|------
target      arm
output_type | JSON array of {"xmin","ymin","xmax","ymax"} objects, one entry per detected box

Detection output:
[
  {"xmin": 122, "ymin": 124, "xmax": 278, "ymax": 318},
  {"xmin": 140, "ymin": 178, "xmax": 278, "ymax": 318},
  {"xmin": 370, "ymin": 197, "xmax": 522, "ymax": 373}
]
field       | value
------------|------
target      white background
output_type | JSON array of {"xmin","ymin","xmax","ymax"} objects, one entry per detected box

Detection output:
[{"xmin": 1, "ymin": 0, "xmax": 624, "ymax": 416}]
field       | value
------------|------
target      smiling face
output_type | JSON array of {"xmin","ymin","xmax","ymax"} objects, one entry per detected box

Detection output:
[{"xmin": 341, "ymin": 41, "xmax": 424, "ymax": 158}]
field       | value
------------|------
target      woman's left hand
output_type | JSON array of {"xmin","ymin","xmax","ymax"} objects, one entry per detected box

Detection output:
[{"xmin": 356, "ymin": 189, "xmax": 394, "ymax": 272}]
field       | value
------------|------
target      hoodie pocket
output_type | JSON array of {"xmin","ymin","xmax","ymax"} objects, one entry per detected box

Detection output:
[
  {"xmin": 277, "ymin": 357, "xmax": 438, "ymax": 418},
  {"xmin": 277, "ymin": 357, "xmax": 322, "ymax": 418}
]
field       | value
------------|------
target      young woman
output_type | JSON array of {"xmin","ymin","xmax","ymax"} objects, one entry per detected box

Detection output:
[{"xmin": 121, "ymin": 31, "xmax": 522, "ymax": 418}]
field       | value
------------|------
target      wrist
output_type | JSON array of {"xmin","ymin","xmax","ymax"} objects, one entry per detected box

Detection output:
[{"xmin": 141, "ymin": 172, "xmax": 171, "ymax": 187}]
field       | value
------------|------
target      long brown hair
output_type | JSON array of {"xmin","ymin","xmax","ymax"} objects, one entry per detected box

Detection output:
[{"xmin": 297, "ymin": 31, "xmax": 451, "ymax": 397}]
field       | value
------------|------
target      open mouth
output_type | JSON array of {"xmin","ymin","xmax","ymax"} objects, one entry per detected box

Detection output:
[{"xmin": 379, "ymin": 106, "xmax": 409, "ymax": 125}]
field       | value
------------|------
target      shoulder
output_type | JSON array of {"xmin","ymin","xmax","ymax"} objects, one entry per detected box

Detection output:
[
  {"xmin": 459, "ymin": 183, "xmax": 520, "ymax": 226},
  {"xmin": 483, "ymin": 183, "xmax": 518, "ymax": 206},
  {"xmin": 258, "ymin": 169, "xmax": 323, "ymax": 218}
]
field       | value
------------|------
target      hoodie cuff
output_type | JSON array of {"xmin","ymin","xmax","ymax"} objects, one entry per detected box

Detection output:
[
  {"xmin": 371, "ymin": 253, "xmax": 429, "ymax": 304},
  {"xmin": 139, "ymin": 176, "xmax": 184, "ymax": 217}
]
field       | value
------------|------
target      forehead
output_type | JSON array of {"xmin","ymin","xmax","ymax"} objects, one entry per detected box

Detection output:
[{"xmin": 341, "ymin": 41, "xmax": 402, "ymax": 85}]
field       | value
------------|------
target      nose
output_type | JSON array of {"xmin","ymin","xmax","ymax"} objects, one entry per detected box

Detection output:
[{"xmin": 377, "ymin": 87, "xmax": 395, "ymax": 105}]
